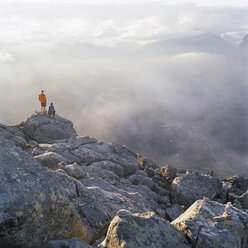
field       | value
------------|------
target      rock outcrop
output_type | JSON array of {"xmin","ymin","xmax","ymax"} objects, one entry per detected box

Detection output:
[
  {"xmin": 1, "ymin": 112, "xmax": 248, "ymax": 248},
  {"xmin": 171, "ymin": 171, "xmax": 222, "ymax": 208},
  {"xmin": 100, "ymin": 210, "xmax": 191, "ymax": 248},
  {"xmin": 172, "ymin": 198, "xmax": 248, "ymax": 248},
  {"xmin": 0, "ymin": 136, "xmax": 85, "ymax": 248},
  {"xmin": 22, "ymin": 112, "xmax": 77, "ymax": 143},
  {"xmin": 236, "ymin": 191, "xmax": 248, "ymax": 210}
]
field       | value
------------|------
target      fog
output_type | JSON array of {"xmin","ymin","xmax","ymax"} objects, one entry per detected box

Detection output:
[{"xmin": 0, "ymin": 0, "xmax": 247, "ymax": 177}]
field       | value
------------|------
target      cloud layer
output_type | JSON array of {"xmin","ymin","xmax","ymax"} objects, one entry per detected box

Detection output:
[
  {"xmin": 0, "ymin": 0, "xmax": 247, "ymax": 47},
  {"xmin": 0, "ymin": 0, "xmax": 247, "ymax": 177}
]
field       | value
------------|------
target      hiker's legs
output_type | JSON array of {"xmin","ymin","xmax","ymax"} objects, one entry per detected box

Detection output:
[
  {"xmin": 53, "ymin": 111, "xmax": 55, "ymax": 118},
  {"xmin": 41, "ymin": 103, "xmax": 46, "ymax": 113}
]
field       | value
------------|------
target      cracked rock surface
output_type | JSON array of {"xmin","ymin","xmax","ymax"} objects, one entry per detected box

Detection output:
[
  {"xmin": 1, "ymin": 112, "xmax": 248, "ymax": 248},
  {"xmin": 172, "ymin": 198, "xmax": 248, "ymax": 248},
  {"xmin": 99, "ymin": 210, "xmax": 191, "ymax": 248}
]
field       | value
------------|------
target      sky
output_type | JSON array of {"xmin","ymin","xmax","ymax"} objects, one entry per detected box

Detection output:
[
  {"xmin": 0, "ymin": 0, "xmax": 247, "ymax": 176},
  {"xmin": 0, "ymin": 0, "xmax": 248, "ymax": 49}
]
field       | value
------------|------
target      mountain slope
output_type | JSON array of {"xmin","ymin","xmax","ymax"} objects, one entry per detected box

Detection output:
[{"xmin": 0, "ymin": 112, "xmax": 247, "ymax": 248}]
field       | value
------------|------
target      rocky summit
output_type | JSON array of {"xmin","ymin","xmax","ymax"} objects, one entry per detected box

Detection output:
[{"xmin": 0, "ymin": 112, "xmax": 247, "ymax": 248}]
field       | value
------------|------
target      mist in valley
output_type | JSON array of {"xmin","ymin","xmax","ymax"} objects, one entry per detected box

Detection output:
[{"xmin": 0, "ymin": 0, "xmax": 247, "ymax": 177}]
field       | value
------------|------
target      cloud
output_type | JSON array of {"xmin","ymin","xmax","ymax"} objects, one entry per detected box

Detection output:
[
  {"xmin": 0, "ymin": 0, "xmax": 247, "ymax": 177},
  {"xmin": 0, "ymin": 1, "xmax": 247, "ymax": 47},
  {"xmin": 1, "ymin": 0, "xmax": 165, "ymax": 4},
  {"xmin": 0, "ymin": 52, "xmax": 15, "ymax": 62},
  {"xmin": 2, "ymin": 0, "xmax": 248, "ymax": 6}
]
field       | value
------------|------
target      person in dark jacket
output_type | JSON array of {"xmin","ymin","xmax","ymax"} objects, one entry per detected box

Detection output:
[{"xmin": 48, "ymin": 103, "xmax": 55, "ymax": 118}]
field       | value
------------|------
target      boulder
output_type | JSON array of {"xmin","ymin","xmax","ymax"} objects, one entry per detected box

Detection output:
[
  {"xmin": 71, "ymin": 178, "xmax": 164, "ymax": 243},
  {"xmin": 22, "ymin": 112, "xmax": 77, "ymax": 143},
  {"xmin": 100, "ymin": 210, "xmax": 191, "ymax": 248},
  {"xmin": 220, "ymin": 176, "xmax": 248, "ymax": 205},
  {"xmin": 63, "ymin": 163, "xmax": 88, "ymax": 180},
  {"xmin": 172, "ymin": 198, "xmax": 248, "ymax": 248},
  {"xmin": 171, "ymin": 171, "xmax": 222, "ymax": 208}
]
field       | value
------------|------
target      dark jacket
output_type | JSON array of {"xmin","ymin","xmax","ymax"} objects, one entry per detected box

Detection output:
[{"xmin": 48, "ymin": 105, "xmax": 55, "ymax": 115}]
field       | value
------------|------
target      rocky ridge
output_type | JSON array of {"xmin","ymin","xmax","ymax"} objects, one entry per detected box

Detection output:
[{"xmin": 0, "ymin": 112, "xmax": 247, "ymax": 248}]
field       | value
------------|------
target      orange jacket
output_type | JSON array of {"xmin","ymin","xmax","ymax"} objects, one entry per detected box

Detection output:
[{"xmin": 39, "ymin": 94, "xmax": 47, "ymax": 103}]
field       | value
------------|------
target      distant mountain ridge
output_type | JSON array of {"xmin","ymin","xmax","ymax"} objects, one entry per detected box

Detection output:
[{"xmin": 145, "ymin": 32, "xmax": 235, "ymax": 55}]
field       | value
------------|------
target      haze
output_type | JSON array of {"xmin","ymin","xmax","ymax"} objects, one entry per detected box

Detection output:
[{"xmin": 0, "ymin": 0, "xmax": 247, "ymax": 177}]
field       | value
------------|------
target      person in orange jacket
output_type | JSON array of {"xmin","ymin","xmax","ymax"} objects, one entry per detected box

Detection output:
[{"xmin": 39, "ymin": 90, "xmax": 47, "ymax": 113}]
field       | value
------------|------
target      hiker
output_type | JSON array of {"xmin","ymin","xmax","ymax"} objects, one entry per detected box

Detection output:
[
  {"xmin": 38, "ymin": 90, "xmax": 47, "ymax": 113},
  {"xmin": 48, "ymin": 103, "xmax": 56, "ymax": 118}
]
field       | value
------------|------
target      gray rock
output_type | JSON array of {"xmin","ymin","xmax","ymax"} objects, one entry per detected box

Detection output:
[
  {"xmin": 157, "ymin": 195, "xmax": 171, "ymax": 206},
  {"xmin": 218, "ymin": 181, "xmax": 233, "ymax": 203},
  {"xmin": 228, "ymin": 191, "xmax": 241, "ymax": 202},
  {"xmin": 32, "ymin": 146, "xmax": 43, "ymax": 156},
  {"xmin": 45, "ymin": 136, "xmax": 98, "ymax": 153},
  {"xmin": 172, "ymin": 198, "xmax": 248, "ymax": 248},
  {"xmin": 128, "ymin": 175, "xmax": 158, "ymax": 190},
  {"xmin": 136, "ymin": 155, "xmax": 159, "ymax": 170},
  {"xmin": 63, "ymin": 163, "xmax": 88, "ymax": 179},
  {"xmin": 225, "ymin": 176, "xmax": 248, "ymax": 192},
  {"xmin": 0, "ymin": 117, "xmax": 173, "ymax": 247},
  {"xmin": 34, "ymin": 152, "xmax": 68, "ymax": 169},
  {"xmin": 90, "ymin": 160, "xmax": 124, "ymax": 177},
  {"xmin": 22, "ymin": 112, "xmax": 77, "ymax": 143},
  {"xmin": 2, "ymin": 113, "xmax": 248, "ymax": 248},
  {"xmin": 155, "ymin": 208, "xmax": 167, "ymax": 219},
  {"xmin": 236, "ymin": 191, "xmax": 248, "ymax": 210},
  {"xmin": 78, "ymin": 178, "xmax": 159, "ymax": 213},
  {"xmin": 128, "ymin": 174, "xmax": 169, "ymax": 197},
  {"xmin": 0, "ymin": 137, "xmax": 86, "ymax": 248},
  {"xmin": 100, "ymin": 211, "xmax": 191, "ymax": 248},
  {"xmin": 123, "ymin": 184, "xmax": 159, "ymax": 207},
  {"xmin": 70, "ymin": 177, "xmax": 168, "ymax": 242},
  {"xmin": 166, "ymin": 204, "xmax": 185, "ymax": 221},
  {"xmin": 128, "ymin": 174, "xmax": 144, "ymax": 184},
  {"xmin": 171, "ymin": 171, "xmax": 222, "ymax": 208},
  {"xmin": 49, "ymin": 238, "xmax": 92, "ymax": 248},
  {"xmin": 116, "ymin": 209, "xmax": 132, "ymax": 217},
  {"xmin": 220, "ymin": 176, "xmax": 248, "ymax": 205},
  {"xmin": 71, "ymin": 142, "xmax": 139, "ymax": 176},
  {"xmin": 161, "ymin": 165, "xmax": 177, "ymax": 183},
  {"xmin": 81, "ymin": 165, "xmax": 120, "ymax": 181},
  {"xmin": 0, "ymin": 125, "xmax": 27, "ymax": 148}
]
